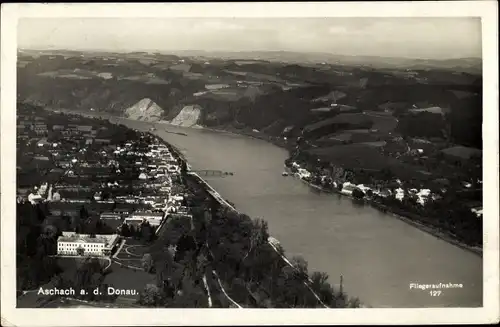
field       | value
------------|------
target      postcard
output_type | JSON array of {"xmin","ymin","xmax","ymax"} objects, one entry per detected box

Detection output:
[{"xmin": 1, "ymin": 2, "xmax": 498, "ymax": 326}]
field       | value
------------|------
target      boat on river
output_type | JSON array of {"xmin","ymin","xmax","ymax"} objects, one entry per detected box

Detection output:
[{"xmin": 282, "ymin": 171, "xmax": 289, "ymax": 176}]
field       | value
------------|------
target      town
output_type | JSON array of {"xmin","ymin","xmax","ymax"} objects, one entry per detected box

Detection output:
[
  {"xmin": 16, "ymin": 103, "xmax": 358, "ymax": 309},
  {"xmin": 17, "ymin": 103, "xmax": 195, "ymax": 307}
]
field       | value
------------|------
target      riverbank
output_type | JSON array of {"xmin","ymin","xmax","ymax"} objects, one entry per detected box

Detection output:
[
  {"xmin": 207, "ymin": 124, "xmax": 482, "ymax": 258},
  {"xmin": 41, "ymin": 108, "xmax": 482, "ymax": 307},
  {"xmin": 181, "ymin": 171, "xmax": 363, "ymax": 308},
  {"xmin": 47, "ymin": 108, "xmax": 482, "ymax": 257},
  {"xmin": 284, "ymin": 165, "xmax": 482, "ymax": 257},
  {"xmin": 53, "ymin": 109, "xmax": 360, "ymax": 307},
  {"xmin": 195, "ymin": 124, "xmax": 291, "ymax": 150},
  {"xmin": 155, "ymin": 136, "xmax": 364, "ymax": 307}
]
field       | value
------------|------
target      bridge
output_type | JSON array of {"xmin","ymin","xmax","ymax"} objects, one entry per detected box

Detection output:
[{"xmin": 191, "ymin": 170, "xmax": 234, "ymax": 177}]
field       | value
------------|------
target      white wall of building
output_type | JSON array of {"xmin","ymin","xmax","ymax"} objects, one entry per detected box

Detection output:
[{"xmin": 57, "ymin": 241, "xmax": 107, "ymax": 256}]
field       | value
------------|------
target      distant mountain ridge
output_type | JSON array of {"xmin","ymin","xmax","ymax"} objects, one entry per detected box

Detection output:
[
  {"xmin": 19, "ymin": 48, "xmax": 481, "ymax": 74},
  {"xmin": 166, "ymin": 50, "xmax": 482, "ymax": 73},
  {"xmin": 17, "ymin": 49, "xmax": 482, "ymax": 148}
]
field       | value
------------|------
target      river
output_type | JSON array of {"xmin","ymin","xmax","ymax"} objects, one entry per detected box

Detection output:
[{"xmin": 106, "ymin": 116, "xmax": 482, "ymax": 308}]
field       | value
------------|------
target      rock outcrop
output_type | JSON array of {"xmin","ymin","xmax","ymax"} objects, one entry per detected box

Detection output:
[
  {"xmin": 169, "ymin": 105, "xmax": 202, "ymax": 127},
  {"xmin": 124, "ymin": 98, "xmax": 164, "ymax": 122}
]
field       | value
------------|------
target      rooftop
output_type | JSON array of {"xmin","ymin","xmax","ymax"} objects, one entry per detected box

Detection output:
[
  {"xmin": 130, "ymin": 211, "xmax": 164, "ymax": 217},
  {"xmin": 58, "ymin": 232, "xmax": 119, "ymax": 246}
]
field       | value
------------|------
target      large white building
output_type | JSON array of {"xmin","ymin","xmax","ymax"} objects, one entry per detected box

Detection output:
[{"xmin": 57, "ymin": 232, "xmax": 120, "ymax": 257}]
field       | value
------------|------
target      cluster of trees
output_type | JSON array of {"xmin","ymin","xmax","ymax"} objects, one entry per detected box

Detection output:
[
  {"xmin": 396, "ymin": 112, "xmax": 447, "ymax": 139},
  {"xmin": 56, "ymin": 257, "xmax": 116, "ymax": 302},
  {"xmin": 18, "ymin": 55, "xmax": 207, "ymax": 117},
  {"xmin": 17, "ymin": 203, "xmax": 62, "ymax": 294},
  {"xmin": 374, "ymin": 188, "xmax": 482, "ymax": 246},
  {"xmin": 287, "ymin": 152, "xmax": 482, "ymax": 248},
  {"xmin": 132, "ymin": 171, "xmax": 362, "ymax": 308},
  {"xmin": 19, "ymin": 53, "xmax": 482, "ymax": 151},
  {"xmin": 185, "ymin": 176, "xmax": 360, "ymax": 308},
  {"xmin": 119, "ymin": 221, "xmax": 156, "ymax": 243},
  {"xmin": 136, "ymin": 216, "xmax": 208, "ymax": 308}
]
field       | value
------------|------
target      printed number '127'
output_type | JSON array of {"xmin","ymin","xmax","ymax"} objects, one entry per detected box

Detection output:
[{"xmin": 430, "ymin": 290, "xmax": 442, "ymax": 296}]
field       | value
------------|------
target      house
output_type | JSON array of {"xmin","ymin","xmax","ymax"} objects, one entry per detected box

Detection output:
[
  {"xmin": 33, "ymin": 123, "xmax": 48, "ymax": 136},
  {"xmin": 470, "ymin": 207, "xmax": 483, "ymax": 218},
  {"xmin": 123, "ymin": 217, "xmax": 143, "ymax": 227},
  {"xmin": 76, "ymin": 125, "xmax": 93, "ymax": 132},
  {"xmin": 126, "ymin": 212, "xmax": 164, "ymax": 226},
  {"xmin": 57, "ymin": 232, "xmax": 120, "ymax": 257},
  {"xmin": 94, "ymin": 139, "xmax": 111, "ymax": 145},
  {"xmin": 58, "ymin": 161, "xmax": 72, "ymax": 168},
  {"xmin": 34, "ymin": 155, "xmax": 50, "ymax": 161},
  {"xmin": 100, "ymin": 212, "xmax": 122, "ymax": 220},
  {"xmin": 52, "ymin": 125, "xmax": 66, "ymax": 131},
  {"xmin": 85, "ymin": 138, "xmax": 93, "ymax": 145},
  {"xmin": 27, "ymin": 193, "xmax": 44, "ymax": 204},
  {"xmin": 113, "ymin": 208, "xmax": 131, "ymax": 216},
  {"xmin": 37, "ymin": 138, "xmax": 51, "ymax": 147},
  {"xmin": 52, "ymin": 191, "xmax": 61, "ymax": 202},
  {"xmin": 340, "ymin": 182, "xmax": 358, "ymax": 196}
]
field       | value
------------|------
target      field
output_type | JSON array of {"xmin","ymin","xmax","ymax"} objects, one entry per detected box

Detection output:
[
  {"xmin": 304, "ymin": 112, "xmax": 398, "ymax": 134},
  {"xmin": 362, "ymin": 112, "xmax": 399, "ymax": 132},
  {"xmin": 224, "ymin": 70, "xmax": 281, "ymax": 82},
  {"xmin": 119, "ymin": 75, "xmax": 171, "ymax": 85},
  {"xmin": 199, "ymin": 89, "xmax": 244, "ymax": 101},
  {"xmin": 408, "ymin": 107, "xmax": 446, "ymax": 115},
  {"xmin": 441, "ymin": 146, "xmax": 482, "ymax": 160},
  {"xmin": 308, "ymin": 143, "xmax": 432, "ymax": 181}
]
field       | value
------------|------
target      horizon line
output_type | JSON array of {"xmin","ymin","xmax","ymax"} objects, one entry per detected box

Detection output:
[{"xmin": 17, "ymin": 47, "xmax": 482, "ymax": 62}]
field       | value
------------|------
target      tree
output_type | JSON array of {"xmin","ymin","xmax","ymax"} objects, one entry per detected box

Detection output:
[
  {"xmin": 290, "ymin": 255, "xmax": 308, "ymax": 281},
  {"xmin": 63, "ymin": 258, "xmax": 106, "ymax": 299},
  {"xmin": 310, "ymin": 271, "xmax": 334, "ymax": 304},
  {"xmin": 379, "ymin": 167, "xmax": 394, "ymax": 181},
  {"xmin": 138, "ymin": 283, "xmax": 163, "ymax": 307},
  {"xmin": 175, "ymin": 234, "xmax": 197, "ymax": 262},
  {"xmin": 76, "ymin": 247, "xmax": 85, "ymax": 256},
  {"xmin": 120, "ymin": 223, "xmax": 130, "ymax": 237},
  {"xmin": 352, "ymin": 188, "xmax": 365, "ymax": 200},
  {"xmin": 79, "ymin": 205, "xmax": 89, "ymax": 220},
  {"xmin": 180, "ymin": 160, "xmax": 188, "ymax": 178},
  {"xmin": 140, "ymin": 221, "xmax": 154, "ymax": 243},
  {"xmin": 129, "ymin": 225, "xmax": 137, "ymax": 238},
  {"xmin": 142, "ymin": 253, "xmax": 154, "ymax": 273},
  {"xmin": 168, "ymin": 276, "xmax": 207, "ymax": 308},
  {"xmin": 195, "ymin": 253, "xmax": 208, "ymax": 276},
  {"xmin": 346, "ymin": 297, "xmax": 362, "ymax": 308},
  {"xmin": 242, "ymin": 218, "xmax": 269, "ymax": 261}
]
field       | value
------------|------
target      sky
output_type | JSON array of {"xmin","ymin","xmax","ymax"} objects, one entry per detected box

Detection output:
[{"xmin": 18, "ymin": 17, "xmax": 482, "ymax": 59}]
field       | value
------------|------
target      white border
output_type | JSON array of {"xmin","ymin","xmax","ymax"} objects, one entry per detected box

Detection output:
[{"xmin": 1, "ymin": 2, "xmax": 498, "ymax": 326}]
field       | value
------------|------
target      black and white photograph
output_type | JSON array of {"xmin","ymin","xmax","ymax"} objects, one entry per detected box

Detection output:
[{"xmin": 1, "ymin": 2, "xmax": 498, "ymax": 326}]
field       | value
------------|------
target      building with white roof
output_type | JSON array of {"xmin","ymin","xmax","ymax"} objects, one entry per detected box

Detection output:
[
  {"xmin": 125, "ymin": 212, "xmax": 164, "ymax": 227},
  {"xmin": 340, "ymin": 182, "xmax": 360, "ymax": 196},
  {"xmin": 416, "ymin": 189, "xmax": 431, "ymax": 206},
  {"xmin": 27, "ymin": 192, "xmax": 43, "ymax": 204},
  {"xmin": 395, "ymin": 188, "xmax": 405, "ymax": 201}
]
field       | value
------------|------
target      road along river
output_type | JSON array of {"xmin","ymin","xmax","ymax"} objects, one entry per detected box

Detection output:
[{"xmin": 105, "ymin": 116, "xmax": 482, "ymax": 308}]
